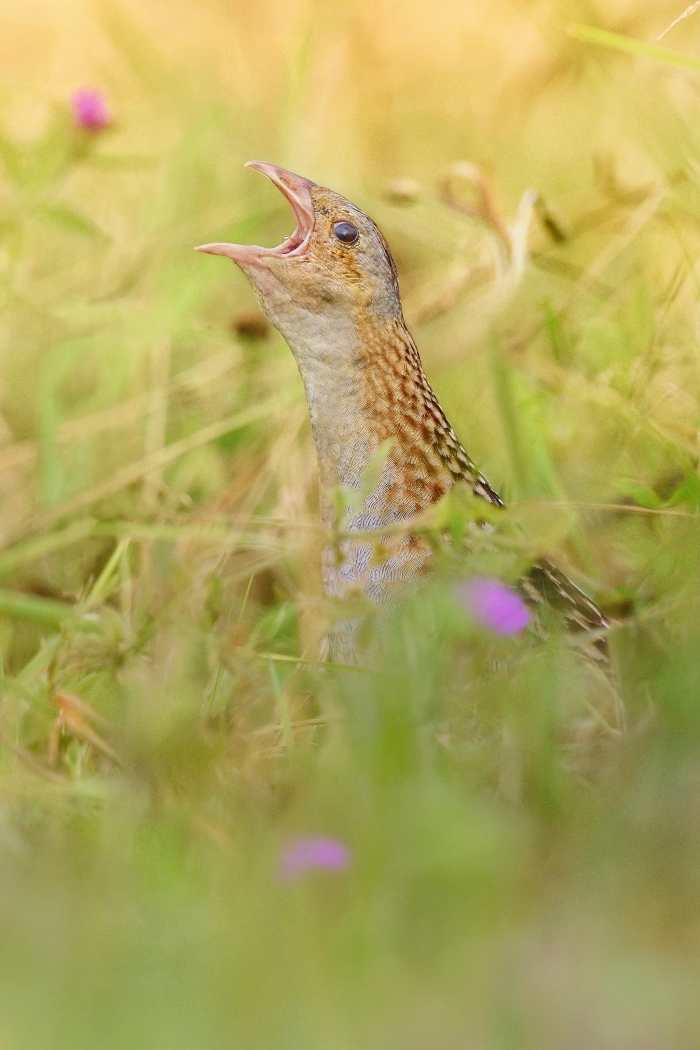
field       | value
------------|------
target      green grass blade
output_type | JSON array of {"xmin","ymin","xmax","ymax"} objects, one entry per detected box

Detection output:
[
  {"xmin": 0, "ymin": 589, "xmax": 101, "ymax": 631},
  {"xmin": 0, "ymin": 520, "xmax": 97, "ymax": 579},
  {"xmin": 567, "ymin": 23, "xmax": 700, "ymax": 76},
  {"xmin": 82, "ymin": 537, "xmax": 131, "ymax": 611}
]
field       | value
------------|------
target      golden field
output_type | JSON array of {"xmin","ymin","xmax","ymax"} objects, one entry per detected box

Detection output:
[{"xmin": 1, "ymin": 2, "xmax": 700, "ymax": 1047}]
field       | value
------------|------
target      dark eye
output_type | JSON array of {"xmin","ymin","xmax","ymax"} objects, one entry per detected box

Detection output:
[{"xmin": 332, "ymin": 221, "xmax": 359, "ymax": 245}]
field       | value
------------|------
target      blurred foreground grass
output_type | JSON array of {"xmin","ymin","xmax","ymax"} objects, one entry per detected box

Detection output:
[{"xmin": 2, "ymin": 1, "xmax": 700, "ymax": 1046}]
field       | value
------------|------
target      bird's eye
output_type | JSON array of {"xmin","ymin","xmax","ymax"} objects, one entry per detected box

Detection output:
[{"xmin": 332, "ymin": 221, "xmax": 359, "ymax": 245}]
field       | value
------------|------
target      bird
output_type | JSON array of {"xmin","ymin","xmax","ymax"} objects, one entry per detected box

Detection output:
[{"xmin": 196, "ymin": 162, "xmax": 608, "ymax": 663}]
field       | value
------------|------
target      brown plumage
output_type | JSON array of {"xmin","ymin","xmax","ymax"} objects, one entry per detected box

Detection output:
[{"xmin": 197, "ymin": 162, "xmax": 608, "ymax": 661}]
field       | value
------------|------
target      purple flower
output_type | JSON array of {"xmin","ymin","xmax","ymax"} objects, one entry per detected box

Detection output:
[
  {"xmin": 72, "ymin": 88, "xmax": 111, "ymax": 132},
  {"xmin": 459, "ymin": 577, "xmax": 531, "ymax": 635},
  {"xmin": 278, "ymin": 837, "xmax": 350, "ymax": 882}
]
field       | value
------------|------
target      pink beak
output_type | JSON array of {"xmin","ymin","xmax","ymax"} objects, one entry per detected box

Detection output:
[{"xmin": 195, "ymin": 161, "xmax": 317, "ymax": 266}]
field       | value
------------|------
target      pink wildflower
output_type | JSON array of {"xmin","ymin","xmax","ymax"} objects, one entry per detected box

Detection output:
[
  {"xmin": 460, "ymin": 577, "xmax": 531, "ymax": 635},
  {"xmin": 72, "ymin": 88, "xmax": 111, "ymax": 132},
  {"xmin": 279, "ymin": 837, "xmax": 350, "ymax": 882}
]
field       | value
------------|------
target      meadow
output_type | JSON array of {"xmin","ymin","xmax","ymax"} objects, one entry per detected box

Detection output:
[{"xmin": 2, "ymin": 1, "xmax": 700, "ymax": 1046}]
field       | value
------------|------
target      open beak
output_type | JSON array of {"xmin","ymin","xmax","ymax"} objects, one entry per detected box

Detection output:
[{"xmin": 195, "ymin": 161, "xmax": 317, "ymax": 267}]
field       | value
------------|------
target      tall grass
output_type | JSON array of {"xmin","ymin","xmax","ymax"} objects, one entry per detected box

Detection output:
[{"xmin": 2, "ymin": 1, "xmax": 700, "ymax": 1046}]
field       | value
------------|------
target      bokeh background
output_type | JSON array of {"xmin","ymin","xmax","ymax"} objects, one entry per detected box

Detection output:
[{"xmin": 3, "ymin": 1, "xmax": 700, "ymax": 1047}]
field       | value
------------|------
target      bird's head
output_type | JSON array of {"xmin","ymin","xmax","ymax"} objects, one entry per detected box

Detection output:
[{"xmin": 196, "ymin": 162, "xmax": 403, "ymax": 331}]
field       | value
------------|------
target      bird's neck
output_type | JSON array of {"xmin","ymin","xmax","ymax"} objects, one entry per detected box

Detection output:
[
  {"xmin": 280, "ymin": 309, "xmax": 501, "ymax": 525},
  {"xmin": 283, "ymin": 307, "xmax": 375, "ymax": 494}
]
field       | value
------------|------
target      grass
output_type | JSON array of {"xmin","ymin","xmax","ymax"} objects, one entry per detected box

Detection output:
[{"xmin": 2, "ymin": 0, "xmax": 700, "ymax": 1046}]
